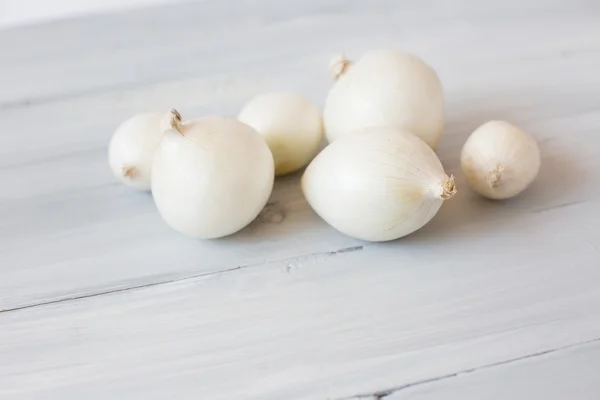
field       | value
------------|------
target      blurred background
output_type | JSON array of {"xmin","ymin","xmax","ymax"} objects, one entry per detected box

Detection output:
[{"xmin": 0, "ymin": 0, "xmax": 177, "ymax": 28}]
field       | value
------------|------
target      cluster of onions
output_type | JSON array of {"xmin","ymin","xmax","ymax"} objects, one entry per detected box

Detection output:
[
  {"xmin": 108, "ymin": 93, "xmax": 323, "ymax": 239},
  {"xmin": 109, "ymin": 49, "xmax": 540, "ymax": 241}
]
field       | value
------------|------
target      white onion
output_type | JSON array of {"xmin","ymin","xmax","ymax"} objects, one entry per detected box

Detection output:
[
  {"xmin": 238, "ymin": 92, "xmax": 323, "ymax": 176},
  {"xmin": 108, "ymin": 112, "xmax": 165, "ymax": 190},
  {"xmin": 302, "ymin": 126, "xmax": 455, "ymax": 242},
  {"xmin": 323, "ymin": 49, "xmax": 445, "ymax": 148},
  {"xmin": 151, "ymin": 111, "xmax": 274, "ymax": 239},
  {"xmin": 461, "ymin": 120, "xmax": 541, "ymax": 200}
]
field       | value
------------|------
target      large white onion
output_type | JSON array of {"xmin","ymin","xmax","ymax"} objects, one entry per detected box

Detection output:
[
  {"xmin": 323, "ymin": 49, "xmax": 445, "ymax": 148},
  {"xmin": 302, "ymin": 126, "xmax": 455, "ymax": 241},
  {"xmin": 151, "ymin": 111, "xmax": 274, "ymax": 239}
]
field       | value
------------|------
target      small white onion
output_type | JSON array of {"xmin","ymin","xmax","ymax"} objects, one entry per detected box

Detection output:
[
  {"xmin": 152, "ymin": 111, "xmax": 274, "ymax": 239},
  {"xmin": 461, "ymin": 120, "xmax": 541, "ymax": 200},
  {"xmin": 302, "ymin": 126, "xmax": 456, "ymax": 242},
  {"xmin": 108, "ymin": 112, "xmax": 166, "ymax": 190},
  {"xmin": 238, "ymin": 92, "xmax": 323, "ymax": 176},
  {"xmin": 323, "ymin": 49, "xmax": 445, "ymax": 148}
]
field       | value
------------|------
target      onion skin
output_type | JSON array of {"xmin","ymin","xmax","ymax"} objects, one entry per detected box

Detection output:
[
  {"xmin": 152, "ymin": 115, "xmax": 274, "ymax": 239},
  {"xmin": 302, "ymin": 126, "xmax": 455, "ymax": 242},
  {"xmin": 108, "ymin": 112, "xmax": 164, "ymax": 190},
  {"xmin": 238, "ymin": 92, "xmax": 323, "ymax": 176},
  {"xmin": 461, "ymin": 121, "xmax": 541, "ymax": 200},
  {"xmin": 324, "ymin": 50, "xmax": 445, "ymax": 149}
]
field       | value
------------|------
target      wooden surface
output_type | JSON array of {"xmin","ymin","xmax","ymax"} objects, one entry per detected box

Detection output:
[
  {"xmin": 1, "ymin": 0, "xmax": 599, "ymax": 398},
  {"xmin": 0, "ymin": 0, "xmax": 173, "ymax": 29}
]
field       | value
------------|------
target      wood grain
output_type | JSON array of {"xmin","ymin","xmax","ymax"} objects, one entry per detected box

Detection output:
[
  {"xmin": 2, "ymin": 242, "xmax": 600, "ymax": 399},
  {"xmin": 386, "ymin": 341, "xmax": 600, "ymax": 400},
  {"xmin": 0, "ymin": 0, "xmax": 599, "ymax": 398}
]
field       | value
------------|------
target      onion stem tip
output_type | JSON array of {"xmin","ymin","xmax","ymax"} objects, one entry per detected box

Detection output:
[
  {"xmin": 487, "ymin": 166, "xmax": 503, "ymax": 188},
  {"xmin": 168, "ymin": 109, "xmax": 183, "ymax": 134},
  {"xmin": 329, "ymin": 54, "xmax": 352, "ymax": 80},
  {"xmin": 121, "ymin": 165, "xmax": 137, "ymax": 178},
  {"xmin": 440, "ymin": 174, "xmax": 456, "ymax": 200}
]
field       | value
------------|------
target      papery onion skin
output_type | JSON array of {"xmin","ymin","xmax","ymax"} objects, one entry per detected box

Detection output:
[
  {"xmin": 108, "ymin": 112, "xmax": 165, "ymax": 190},
  {"xmin": 238, "ymin": 92, "xmax": 323, "ymax": 176},
  {"xmin": 324, "ymin": 50, "xmax": 444, "ymax": 149},
  {"xmin": 461, "ymin": 120, "xmax": 541, "ymax": 200},
  {"xmin": 302, "ymin": 126, "xmax": 455, "ymax": 242},
  {"xmin": 152, "ymin": 114, "xmax": 274, "ymax": 239}
]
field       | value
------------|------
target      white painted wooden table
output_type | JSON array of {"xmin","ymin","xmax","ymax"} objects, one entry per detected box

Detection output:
[{"xmin": 1, "ymin": 1, "xmax": 600, "ymax": 398}]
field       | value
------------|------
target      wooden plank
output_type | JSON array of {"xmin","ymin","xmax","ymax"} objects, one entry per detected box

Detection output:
[
  {"xmin": 0, "ymin": 0, "xmax": 596, "ymax": 107},
  {"xmin": 1, "ymin": 0, "xmax": 600, "ymax": 310},
  {"xmin": 385, "ymin": 341, "xmax": 600, "ymax": 400},
  {"xmin": 1, "ymin": 230, "xmax": 599, "ymax": 399},
  {"xmin": 0, "ymin": 0, "xmax": 175, "ymax": 29}
]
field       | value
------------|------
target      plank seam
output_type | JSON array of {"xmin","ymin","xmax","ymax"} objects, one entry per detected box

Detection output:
[
  {"xmin": 341, "ymin": 336, "xmax": 600, "ymax": 400},
  {"xmin": 0, "ymin": 245, "xmax": 364, "ymax": 314}
]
